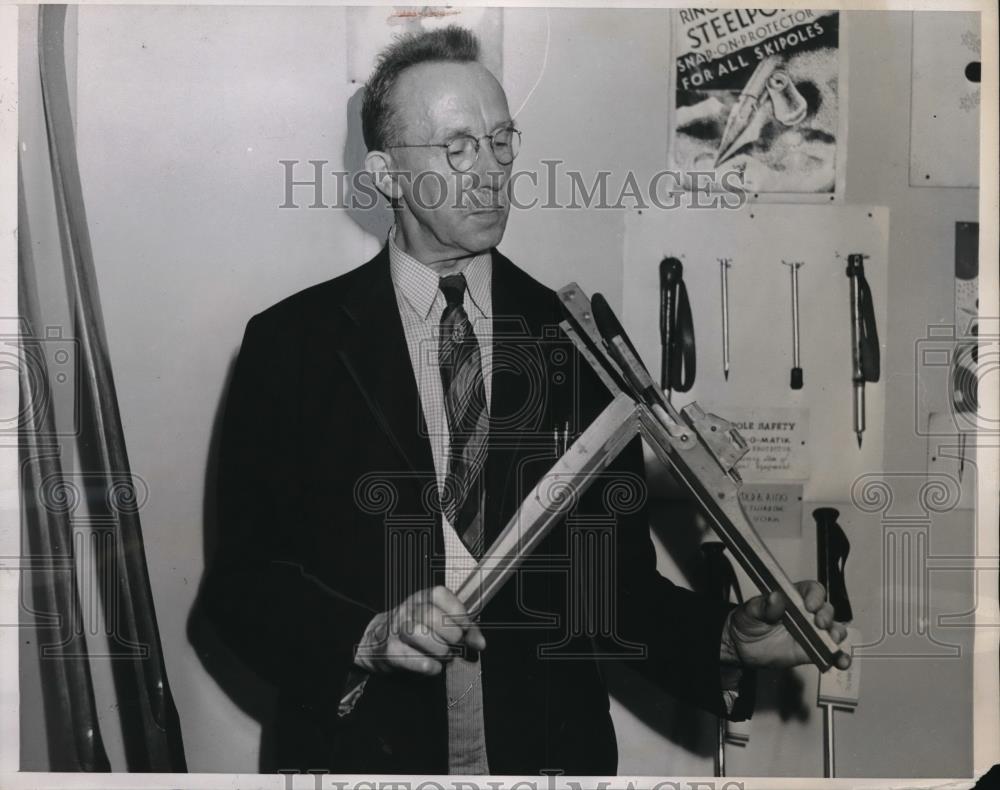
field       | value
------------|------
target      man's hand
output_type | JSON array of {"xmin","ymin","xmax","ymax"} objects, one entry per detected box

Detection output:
[
  {"xmin": 722, "ymin": 581, "xmax": 851, "ymax": 671},
  {"xmin": 354, "ymin": 585, "xmax": 485, "ymax": 676}
]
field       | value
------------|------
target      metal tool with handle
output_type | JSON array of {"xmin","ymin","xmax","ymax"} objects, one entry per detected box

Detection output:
[
  {"xmin": 338, "ymin": 280, "xmax": 846, "ymax": 717},
  {"xmin": 846, "ymin": 253, "xmax": 880, "ymax": 448},
  {"xmin": 339, "ymin": 393, "xmax": 640, "ymax": 717},
  {"xmin": 558, "ymin": 283, "xmax": 845, "ymax": 672}
]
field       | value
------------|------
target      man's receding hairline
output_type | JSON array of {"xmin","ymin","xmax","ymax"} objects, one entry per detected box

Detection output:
[
  {"xmin": 390, "ymin": 58, "xmax": 500, "ymax": 95},
  {"xmin": 384, "ymin": 60, "xmax": 508, "ymax": 145},
  {"xmin": 361, "ymin": 25, "xmax": 484, "ymax": 152}
]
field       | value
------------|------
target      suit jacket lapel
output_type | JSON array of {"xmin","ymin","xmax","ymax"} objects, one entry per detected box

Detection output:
[
  {"xmin": 485, "ymin": 250, "xmax": 555, "ymax": 544},
  {"xmin": 325, "ymin": 247, "xmax": 556, "ymax": 565},
  {"xmin": 332, "ymin": 247, "xmax": 435, "ymax": 479}
]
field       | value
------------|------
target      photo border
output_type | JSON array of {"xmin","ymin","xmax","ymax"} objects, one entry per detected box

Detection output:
[{"xmin": 0, "ymin": 0, "xmax": 996, "ymax": 787}]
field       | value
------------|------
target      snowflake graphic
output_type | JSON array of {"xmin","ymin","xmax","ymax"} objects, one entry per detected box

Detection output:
[
  {"xmin": 961, "ymin": 30, "xmax": 981, "ymax": 56},
  {"xmin": 959, "ymin": 92, "xmax": 980, "ymax": 113}
]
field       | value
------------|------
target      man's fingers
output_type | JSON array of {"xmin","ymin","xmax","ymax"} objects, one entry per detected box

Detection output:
[
  {"xmin": 397, "ymin": 620, "xmax": 452, "ymax": 659},
  {"xmin": 425, "ymin": 604, "xmax": 472, "ymax": 648},
  {"xmin": 428, "ymin": 586, "xmax": 486, "ymax": 651},
  {"xmin": 797, "ymin": 580, "xmax": 827, "ymax": 612},
  {"xmin": 747, "ymin": 584, "xmax": 838, "ymax": 625},
  {"xmin": 763, "ymin": 590, "xmax": 787, "ymax": 622},
  {"xmin": 741, "ymin": 590, "xmax": 786, "ymax": 624},
  {"xmin": 464, "ymin": 622, "xmax": 486, "ymax": 651},
  {"xmin": 740, "ymin": 591, "xmax": 769, "ymax": 622},
  {"xmin": 383, "ymin": 637, "xmax": 444, "ymax": 675},
  {"xmin": 813, "ymin": 602, "xmax": 835, "ymax": 630},
  {"xmin": 429, "ymin": 585, "xmax": 472, "ymax": 623},
  {"xmin": 396, "ymin": 591, "xmax": 487, "ymax": 656},
  {"xmin": 430, "ymin": 605, "xmax": 486, "ymax": 652}
]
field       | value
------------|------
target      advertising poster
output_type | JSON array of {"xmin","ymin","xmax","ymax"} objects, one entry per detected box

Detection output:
[{"xmin": 669, "ymin": 9, "xmax": 845, "ymax": 196}]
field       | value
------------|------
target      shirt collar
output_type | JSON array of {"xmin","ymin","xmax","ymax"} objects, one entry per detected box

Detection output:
[{"xmin": 388, "ymin": 228, "xmax": 492, "ymax": 321}]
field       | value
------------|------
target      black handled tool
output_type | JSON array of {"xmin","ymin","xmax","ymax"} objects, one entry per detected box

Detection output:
[
  {"xmin": 814, "ymin": 507, "xmax": 853, "ymax": 623},
  {"xmin": 846, "ymin": 254, "xmax": 880, "ymax": 448},
  {"xmin": 659, "ymin": 257, "xmax": 696, "ymax": 396}
]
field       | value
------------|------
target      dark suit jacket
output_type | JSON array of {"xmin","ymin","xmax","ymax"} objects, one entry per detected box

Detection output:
[{"xmin": 202, "ymin": 246, "xmax": 743, "ymax": 775}]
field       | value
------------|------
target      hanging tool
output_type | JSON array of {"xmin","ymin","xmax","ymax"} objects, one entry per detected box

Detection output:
[
  {"xmin": 784, "ymin": 260, "xmax": 805, "ymax": 390},
  {"xmin": 659, "ymin": 257, "xmax": 696, "ymax": 398},
  {"xmin": 720, "ymin": 258, "xmax": 733, "ymax": 381},
  {"xmin": 846, "ymin": 254, "xmax": 880, "ymax": 448},
  {"xmin": 341, "ymin": 283, "xmax": 850, "ymax": 715},
  {"xmin": 814, "ymin": 508, "xmax": 853, "ymax": 624},
  {"xmin": 561, "ymin": 284, "xmax": 846, "ymax": 672}
]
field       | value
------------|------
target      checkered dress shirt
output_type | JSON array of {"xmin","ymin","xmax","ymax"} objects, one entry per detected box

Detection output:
[{"xmin": 388, "ymin": 231, "xmax": 492, "ymax": 774}]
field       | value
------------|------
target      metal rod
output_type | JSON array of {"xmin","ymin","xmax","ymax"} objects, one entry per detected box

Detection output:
[
  {"xmin": 341, "ymin": 395, "xmax": 642, "ymax": 715},
  {"xmin": 558, "ymin": 283, "xmax": 845, "ymax": 670},
  {"xmin": 822, "ymin": 704, "xmax": 836, "ymax": 778},
  {"xmin": 791, "ymin": 269, "xmax": 800, "ymax": 366},
  {"xmin": 847, "ymin": 255, "xmax": 867, "ymax": 448},
  {"xmin": 784, "ymin": 261, "xmax": 804, "ymax": 389},
  {"xmin": 661, "ymin": 271, "xmax": 673, "ymax": 393},
  {"xmin": 38, "ymin": 5, "xmax": 187, "ymax": 770},
  {"xmin": 719, "ymin": 259, "xmax": 732, "ymax": 381},
  {"xmin": 18, "ymin": 162, "xmax": 110, "ymax": 772},
  {"xmin": 853, "ymin": 383, "xmax": 866, "ymax": 448},
  {"xmin": 457, "ymin": 394, "xmax": 638, "ymax": 617}
]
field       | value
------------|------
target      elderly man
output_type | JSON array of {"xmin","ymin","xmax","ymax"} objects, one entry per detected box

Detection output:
[{"xmin": 204, "ymin": 26, "xmax": 847, "ymax": 775}]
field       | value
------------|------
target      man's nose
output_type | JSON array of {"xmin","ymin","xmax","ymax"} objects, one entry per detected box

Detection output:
[{"xmin": 471, "ymin": 142, "xmax": 508, "ymax": 189}]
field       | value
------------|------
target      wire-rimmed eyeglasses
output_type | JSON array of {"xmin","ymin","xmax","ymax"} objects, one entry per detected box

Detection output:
[{"xmin": 388, "ymin": 126, "xmax": 521, "ymax": 172}]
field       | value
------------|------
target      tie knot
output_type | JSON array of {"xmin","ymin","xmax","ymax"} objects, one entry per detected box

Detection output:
[{"xmin": 439, "ymin": 274, "xmax": 467, "ymax": 309}]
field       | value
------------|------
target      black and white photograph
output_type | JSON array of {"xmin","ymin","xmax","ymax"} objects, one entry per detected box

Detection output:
[{"xmin": 1, "ymin": 2, "xmax": 998, "ymax": 788}]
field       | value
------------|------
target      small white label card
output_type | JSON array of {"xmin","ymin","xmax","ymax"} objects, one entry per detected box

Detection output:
[
  {"xmin": 738, "ymin": 483, "xmax": 804, "ymax": 537},
  {"xmin": 721, "ymin": 407, "xmax": 810, "ymax": 480}
]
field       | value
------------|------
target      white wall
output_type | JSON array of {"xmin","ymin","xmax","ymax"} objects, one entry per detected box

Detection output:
[
  {"xmin": 73, "ymin": 5, "xmax": 369, "ymax": 772},
  {"xmin": 19, "ymin": 6, "xmax": 977, "ymax": 777}
]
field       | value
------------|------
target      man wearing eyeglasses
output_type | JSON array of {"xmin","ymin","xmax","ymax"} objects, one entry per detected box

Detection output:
[{"xmin": 205, "ymin": 25, "xmax": 847, "ymax": 776}]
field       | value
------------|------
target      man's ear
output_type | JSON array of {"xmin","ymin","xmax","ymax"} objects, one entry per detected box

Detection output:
[{"xmin": 365, "ymin": 150, "xmax": 402, "ymax": 201}]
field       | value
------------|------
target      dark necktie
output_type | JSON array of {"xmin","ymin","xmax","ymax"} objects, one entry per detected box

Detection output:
[{"xmin": 438, "ymin": 274, "xmax": 488, "ymax": 559}]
